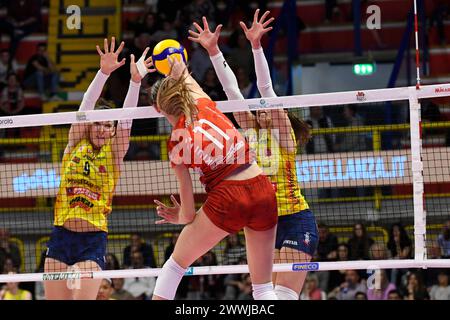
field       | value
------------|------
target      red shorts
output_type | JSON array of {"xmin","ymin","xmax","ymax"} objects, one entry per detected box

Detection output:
[{"xmin": 202, "ymin": 174, "xmax": 278, "ymax": 234}]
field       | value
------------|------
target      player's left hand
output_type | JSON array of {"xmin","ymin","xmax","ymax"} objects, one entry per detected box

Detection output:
[
  {"xmin": 240, "ymin": 9, "xmax": 274, "ymax": 49},
  {"xmin": 130, "ymin": 47, "xmax": 156, "ymax": 83},
  {"xmin": 154, "ymin": 195, "xmax": 185, "ymax": 225}
]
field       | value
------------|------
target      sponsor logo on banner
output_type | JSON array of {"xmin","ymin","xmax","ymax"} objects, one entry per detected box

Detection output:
[
  {"xmin": 185, "ymin": 267, "xmax": 194, "ymax": 276},
  {"xmin": 248, "ymin": 99, "xmax": 284, "ymax": 110},
  {"xmin": 356, "ymin": 91, "xmax": 366, "ymax": 101},
  {"xmin": 76, "ymin": 112, "xmax": 87, "ymax": 121},
  {"xmin": 292, "ymin": 262, "xmax": 319, "ymax": 271},
  {"xmin": 296, "ymin": 155, "xmax": 407, "ymax": 183},
  {"xmin": 435, "ymin": 87, "xmax": 450, "ymax": 94},
  {"xmin": 0, "ymin": 118, "xmax": 14, "ymax": 126}
]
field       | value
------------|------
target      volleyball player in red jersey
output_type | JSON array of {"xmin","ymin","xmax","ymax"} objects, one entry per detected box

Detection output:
[{"xmin": 150, "ymin": 57, "xmax": 279, "ymax": 300}]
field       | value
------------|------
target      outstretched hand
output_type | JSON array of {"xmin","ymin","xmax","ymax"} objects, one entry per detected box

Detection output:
[
  {"xmin": 240, "ymin": 9, "xmax": 274, "ymax": 49},
  {"xmin": 130, "ymin": 47, "xmax": 156, "ymax": 83},
  {"xmin": 188, "ymin": 16, "xmax": 222, "ymax": 56},
  {"xmin": 154, "ymin": 195, "xmax": 183, "ymax": 225},
  {"xmin": 96, "ymin": 37, "xmax": 126, "ymax": 75},
  {"xmin": 167, "ymin": 56, "xmax": 187, "ymax": 80}
]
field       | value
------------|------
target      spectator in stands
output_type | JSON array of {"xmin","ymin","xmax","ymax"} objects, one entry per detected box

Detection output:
[
  {"xmin": 123, "ymin": 233, "xmax": 156, "ymax": 268},
  {"xmin": 222, "ymin": 233, "xmax": 246, "ymax": 265},
  {"xmin": 23, "ymin": 43, "xmax": 60, "ymax": 101},
  {"xmin": 1, "ymin": 0, "xmax": 41, "ymax": 61},
  {"xmin": 369, "ymin": 242, "xmax": 390, "ymax": 260},
  {"xmin": 347, "ymin": 223, "xmax": 374, "ymax": 260},
  {"xmin": 0, "ymin": 49, "xmax": 18, "ymax": 90},
  {"xmin": 236, "ymin": 66, "xmax": 254, "ymax": 98},
  {"xmin": 0, "ymin": 228, "xmax": 21, "ymax": 274},
  {"xmin": 0, "ymin": 272, "xmax": 32, "ymax": 300},
  {"xmin": 306, "ymin": 107, "xmax": 335, "ymax": 154},
  {"xmin": 429, "ymin": 271, "xmax": 450, "ymax": 300},
  {"xmin": 387, "ymin": 223, "xmax": 412, "ymax": 259},
  {"xmin": 157, "ymin": 0, "xmax": 184, "ymax": 24},
  {"xmin": 105, "ymin": 253, "xmax": 120, "ymax": 270},
  {"xmin": 222, "ymin": 256, "xmax": 248, "ymax": 299},
  {"xmin": 327, "ymin": 243, "xmax": 349, "ymax": 292},
  {"xmin": 189, "ymin": 41, "xmax": 213, "ymax": 82},
  {"xmin": 183, "ymin": 0, "xmax": 216, "ymax": 32},
  {"xmin": 300, "ymin": 273, "xmax": 326, "ymax": 300},
  {"xmin": 123, "ymin": 250, "xmax": 156, "ymax": 300},
  {"xmin": 151, "ymin": 18, "xmax": 179, "ymax": 44},
  {"xmin": 96, "ymin": 279, "xmax": 115, "ymax": 300},
  {"xmin": 164, "ymin": 232, "xmax": 180, "ymax": 263},
  {"xmin": 335, "ymin": 105, "xmax": 366, "ymax": 152},
  {"xmin": 227, "ymin": 31, "xmax": 254, "ymax": 83},
  {"xmin": 236, "ymin": 273, "xmax": 253, "ymax": 300},
  {"xmin": 429, "ymin": 0, "xmax": 449, "ymax": 46},
  {"xmin": 133, "ymin": 12, "xmax": 159, "ymax": 46},
  {"xmin": 331, "ymin": 269, "xmax": 367, "ymax": 300},
  {"xmin": 316, "ymin": 223, "xmax": 338, "ymax": 261},
  {"xmin": 355, "ymin": 291, "xmax": 367, "ymax": 300},
  {"xmin": 367, "ymin": 269, "xmax": 396, "ymax": 300},
  {"xmin": 401, "ymin": 271, "xmax": 429, "ymax": 300},
  {"xmin": 438, "ymin": 220, "xmax": 450, "ymax": 258},
  {"xmin": 200, "ymin": 67, "xmax": 228, "ymax": 102},
  {"xmin": 197, "ymin": 250, "xmax": 223, "ymax": 299},
  {"xmin": 0, "ymin": 73, "xmax": 24, "ymax": 116},
  {"xmin": 111, "ymin": 278, "xmax": 135, "ymax": 300},
  {"xmin": 387, "ymin": 289, "xmax": 403, "ymax": 300}
]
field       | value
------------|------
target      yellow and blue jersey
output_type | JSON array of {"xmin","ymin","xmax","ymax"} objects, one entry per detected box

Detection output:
[
  {"xmin": 251, "ymin": 128, "xmax": 309, "ymax": 216},
  {"xmin": 54, "ymin": 139, "xmax": 119, "ymax": 232}
]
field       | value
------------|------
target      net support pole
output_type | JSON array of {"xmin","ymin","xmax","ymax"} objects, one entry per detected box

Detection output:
[{"xmin": 408, "ymin": 87, "xmax": 426, "ymax": 261}]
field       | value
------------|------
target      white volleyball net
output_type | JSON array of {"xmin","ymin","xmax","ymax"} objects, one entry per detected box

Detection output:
[{"xmin": 0, "ymin": 83, "xmax": 449, "ymax": 300}]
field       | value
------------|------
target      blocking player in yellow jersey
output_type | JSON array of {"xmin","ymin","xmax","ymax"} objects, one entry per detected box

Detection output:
[
  {"xmin": 44, "ymin": 37, "xmax": 155, "ymax": 300},
  {"xmin": 190, "ymin": 11, "xmax": 318, "ymax": 300}
]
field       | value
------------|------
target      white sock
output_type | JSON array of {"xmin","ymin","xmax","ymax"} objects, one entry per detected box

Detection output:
[
  {"xmin": 252, "ymin": 282, "xmax": 278, "ymax": 300},
  {"xmin": 274, "ymin": 285, "xmax": 299, "ymax": 300},
  {"xmin": 153, "ymin": 256, "xmax": 187, "ymax": 300}
]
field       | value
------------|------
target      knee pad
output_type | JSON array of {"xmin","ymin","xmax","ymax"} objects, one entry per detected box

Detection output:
[
  {"xmin": 252, "ymin": 282, "xmax": 278, "ymax": 300},
  {"xmin": 153, "ymin": 256, "xmax": 187, "ymax": 300},
  {"xmin": 274, "ymin": 285, "xmax": 299, "ymax": 300}
]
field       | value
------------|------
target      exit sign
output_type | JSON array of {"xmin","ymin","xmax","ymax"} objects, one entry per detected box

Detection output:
[{"xmin": 353, "ymin": 63, "xmax": 375, "ymax": 76}]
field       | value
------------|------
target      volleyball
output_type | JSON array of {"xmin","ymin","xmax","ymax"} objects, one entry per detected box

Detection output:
[{"xmin": 152, "ymin": 39, "xmax": 188, "ymax": 76}]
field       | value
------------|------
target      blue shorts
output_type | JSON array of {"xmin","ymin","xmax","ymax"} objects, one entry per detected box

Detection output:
[
  {"xmin": 275, "ymin": 209, "xmax": 318, "ymax": 256},
  {"xmin": 46, "ymin": 226, "xmax": 107, "ymax": 269}
]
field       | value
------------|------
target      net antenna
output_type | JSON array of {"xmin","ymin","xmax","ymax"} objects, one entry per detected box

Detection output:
[{"xmin": 413, "ymin": 0, "xmax": 421, "ymax": 89}]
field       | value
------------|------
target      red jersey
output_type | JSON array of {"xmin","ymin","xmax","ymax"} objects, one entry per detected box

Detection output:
[{"xmin": 168, "ymin": 98, "xmax": 252, "ymax": 191}]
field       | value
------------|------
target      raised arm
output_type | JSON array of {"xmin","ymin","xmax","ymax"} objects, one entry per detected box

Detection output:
[
  {"xmin": 188, "ymin": 16, "xmax": 255, "ymax": 129},
  {"xmin": 66, "ymin": 37, "xmax": 126, "ymax": 154},
  {"xmin": 241, "ymin": 10, "xmax": 296, "ymax": 152},
  {"xmin": 111, "ymin": 47, "xmax": 155, "ymax": 163}
]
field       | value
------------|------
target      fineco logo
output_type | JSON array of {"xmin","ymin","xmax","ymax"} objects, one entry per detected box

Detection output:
[
  {"xmin": 292, "ymin": 262, "xmax": 319, "ymax": 271},
  {"xmin": 0, "ymin": 118, "xmax": 13, "ymax": 126}
]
